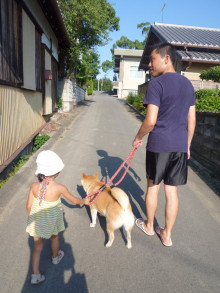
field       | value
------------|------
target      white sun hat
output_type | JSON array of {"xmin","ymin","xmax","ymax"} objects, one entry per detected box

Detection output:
[{"xmin": 35, "ymin": 150, "xmax": 64, "ymax": 176}]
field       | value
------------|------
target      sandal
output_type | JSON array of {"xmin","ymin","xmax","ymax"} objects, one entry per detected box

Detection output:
[
  {"xmin": 31, "ymin": 274, "xmax": 45, "ymax": 285},
  {"xmin": 52, "ymin": 250, "xmax": 64, "ymax": 264},
  {"xmin": 155, "ymin": 226, "xmax": 172, "ymax": 247},
  {"xmin": 135, "ymin": 218, "xmax": 155, "ymax": 236}
]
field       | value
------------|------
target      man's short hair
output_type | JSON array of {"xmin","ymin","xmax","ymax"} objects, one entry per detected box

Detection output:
[{"xmin": 151, "ymin": 43, "xmax": 177, "ymax": 66}]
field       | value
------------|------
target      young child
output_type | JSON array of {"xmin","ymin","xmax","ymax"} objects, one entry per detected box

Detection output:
[{"xmin": 26, "ymin": 150, "xmax": 89, "ymax": 285}]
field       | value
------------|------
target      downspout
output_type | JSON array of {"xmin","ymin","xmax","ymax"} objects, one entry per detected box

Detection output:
[{"xmin": 184, "ymin": 45, "xmax": 193, "ymax": 71}]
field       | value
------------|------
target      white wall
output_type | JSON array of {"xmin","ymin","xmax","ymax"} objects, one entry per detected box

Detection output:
[
  {"xmin": 23, "ymin": 0, "xmax": 59, "ymax": 61},
  {"xmin": 119, "ymin": 57, "xmax": 145, "ymax": 99}
]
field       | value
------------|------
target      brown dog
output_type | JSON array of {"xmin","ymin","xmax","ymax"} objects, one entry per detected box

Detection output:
[{"xmin": 81, "ymin": 173, "xmax": 135, "ymax": 248}]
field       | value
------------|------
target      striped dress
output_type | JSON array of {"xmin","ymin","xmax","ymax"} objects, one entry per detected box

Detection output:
[{"xmin": 26, "ymin": 196, "xmax": 65, "ymax": 239}]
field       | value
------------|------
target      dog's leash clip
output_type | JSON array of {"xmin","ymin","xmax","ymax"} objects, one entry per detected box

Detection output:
[{"xmin": 99, "ymin": 184, "xmax": 106, "ymax": 192}]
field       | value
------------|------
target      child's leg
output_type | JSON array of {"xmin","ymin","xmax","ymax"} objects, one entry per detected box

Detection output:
[
  {"xmin": 51, "ymin": 234, "xmax": 59, "ymax": 258},
  {"xmin": 32, "ymin": 237, "xmax": 43, "ymax": 274},
  {"xmin": 51, "ymin": 234, "xmax": 64, "ymax": 264}
]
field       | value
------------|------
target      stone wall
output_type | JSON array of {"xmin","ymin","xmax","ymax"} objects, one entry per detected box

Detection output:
[
  {"xmin": 58, "ymin": 78, "xmax": 86, "ymax": 112},
  {"xmin": 191, "ymin": 112, "xmax": 220, "ymax": 174},
  {"xmin": 190, "ymin": 80, "xmax": 220, "ymax": 91}
]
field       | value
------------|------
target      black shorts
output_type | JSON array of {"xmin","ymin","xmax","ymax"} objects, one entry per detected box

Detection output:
[{"xmin": 146, "ymin": 151, "xmax": 188, "ymax": 186}]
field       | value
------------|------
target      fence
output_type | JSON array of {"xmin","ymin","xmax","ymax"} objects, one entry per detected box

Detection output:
[{"xmin": 191, "ymin": 112, "xmax": 220, "ymax": 174}]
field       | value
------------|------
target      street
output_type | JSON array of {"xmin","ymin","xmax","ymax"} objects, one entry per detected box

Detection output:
[{"xmin": 0, "ymin": 91, "xmax": 219, "ymax": 293}]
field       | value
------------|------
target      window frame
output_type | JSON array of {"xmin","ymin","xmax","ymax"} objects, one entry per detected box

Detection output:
[{"xmin": 0, "ymin": 0, "xmax": 23, "ymax": 86}]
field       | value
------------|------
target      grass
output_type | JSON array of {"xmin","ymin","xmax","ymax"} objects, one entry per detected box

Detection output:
[
  {"xmin": 0, "ymin": 134, "xmax": 50, "ymax": 189},
  {"xmin": 0, "ymin": 155, "xmax": 30, "ymax": 188}
]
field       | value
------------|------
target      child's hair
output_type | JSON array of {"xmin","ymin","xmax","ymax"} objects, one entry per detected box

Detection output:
[{"xmin": 37, "ymin": 174, "xmax": 46, "ymax": 182}]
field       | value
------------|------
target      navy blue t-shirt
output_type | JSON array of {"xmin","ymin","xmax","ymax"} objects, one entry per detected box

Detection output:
[{"xmin": 143, "ymin": 72, "xmax": 195, "ymax": 153}]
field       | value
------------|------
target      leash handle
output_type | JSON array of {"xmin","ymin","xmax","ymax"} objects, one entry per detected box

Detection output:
[
  {"xmin": 105, "ymin": 145, "xmax": 138, "ymax": 187},
  {"xmin": 85, "ymin": 143, "xmax": 141, "ymax": 205}
]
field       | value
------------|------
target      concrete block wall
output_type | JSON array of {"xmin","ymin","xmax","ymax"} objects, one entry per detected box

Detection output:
[
  {"xmin": 190, "ymin": 80, "xmax": 220, "ymax": 91},
  {"xmin": 58, "ymin": 78, "xmax": 86, "ymax": 112},
  {"xmin": 191, "ymin": 112, "xmax": 220, "ymax": 174}
]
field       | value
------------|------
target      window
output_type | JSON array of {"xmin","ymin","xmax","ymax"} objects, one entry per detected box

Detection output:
[
  {"xmin": 130, "ymin": 66, "xmax": 143, "ymax": 79},
  {"xmin": 0, "ymin": 0, "xmax": 23, "ymax": 85},
  {"xmin": 35, "ymin": 29, "xmax": 42, "ymax": 90}
]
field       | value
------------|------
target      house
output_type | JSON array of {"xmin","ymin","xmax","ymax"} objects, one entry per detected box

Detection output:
[
  {"xmin": 0, "ymin": 0, "xmax": 70, "ymax": 172},
  {"xmin": 139, "ymin": 23, "xmax": 220, "ymax": 92},
  {"xmin": 113, "ymin": 49, "xmax": 146, "ymax": 99}
]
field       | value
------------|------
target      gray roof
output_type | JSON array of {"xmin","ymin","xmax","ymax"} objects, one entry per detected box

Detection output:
[
  {"xmin": 114, "ymin": 49, "xmax": 143, "ymax": 73},
  {"xmin": 139, "ymin": 23, "xmax": 220, "ymax": 70},
  {"xmin": 153, "ymin": 23, "xmax": 220, "ymax": 48},
  {"xmin": 178, "ymin": 49, "xmax": 220, "ymax": 63},
  {"xmin": 114, "ymin": 49, "xmax": 144, "ymax": 57}
]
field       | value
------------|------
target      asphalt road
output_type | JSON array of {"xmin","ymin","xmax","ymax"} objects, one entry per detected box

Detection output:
[{"xmin": 0, "ymin": 92, "xmax": 219, "ymax": 293}]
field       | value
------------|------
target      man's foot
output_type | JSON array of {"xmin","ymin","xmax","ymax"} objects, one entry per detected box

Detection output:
[
  {"xmin": 155, "ymin": 226, "xmax": 172, "ymax": 247},
  {"xmin": 135, "ymin": 218, "xmax": 155, "ymax": 236}
]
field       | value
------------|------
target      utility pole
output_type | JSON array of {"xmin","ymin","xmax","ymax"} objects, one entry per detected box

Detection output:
[{"xmin": 161, "ymin": 3, "xmax": 166, "ymax": 23}]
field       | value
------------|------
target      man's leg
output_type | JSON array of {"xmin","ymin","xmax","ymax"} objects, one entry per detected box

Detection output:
[
  {"xmin": 137, "ymin": 178, "xmax": 160, "ymax": 234},
  {"xmin": 159, "ymin": 184, "xmax": 179, "ymax": 245}
]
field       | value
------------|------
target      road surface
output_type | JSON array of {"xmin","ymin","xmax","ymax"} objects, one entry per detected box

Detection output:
[{"xmin": 0, "ymin": 92, "xmax": 219, "ymax": 293}]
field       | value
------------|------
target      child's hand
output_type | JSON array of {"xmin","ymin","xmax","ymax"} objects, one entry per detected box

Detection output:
[{"xmin": 83, "ymin": 197, "xmax": 90, "ymax": 205}]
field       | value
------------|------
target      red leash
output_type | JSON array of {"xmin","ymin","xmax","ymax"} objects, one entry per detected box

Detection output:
[{"xmin": 86, "ymin": 143, "xmax": 141, "ymax": 205}]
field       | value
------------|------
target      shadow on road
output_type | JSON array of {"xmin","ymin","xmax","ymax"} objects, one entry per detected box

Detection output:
[
  {"xmin": 97, "ymin": 149, "xmax": 145, "ymax": 218},
  {"xmin": 22, "ymin": 215, "xmax": 88, "ymax": 293}
]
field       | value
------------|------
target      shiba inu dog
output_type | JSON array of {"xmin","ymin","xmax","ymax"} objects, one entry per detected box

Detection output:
[{"xmin": 81, "ymin": 173, "xmax": 135, "ymax": 248}]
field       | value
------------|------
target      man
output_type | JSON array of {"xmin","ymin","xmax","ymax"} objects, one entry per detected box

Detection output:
[{"xmin": 133, "ymin": 43, "xmax": 196, "ymax": 247}]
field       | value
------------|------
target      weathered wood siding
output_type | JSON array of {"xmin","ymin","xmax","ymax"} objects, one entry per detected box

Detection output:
[{"xmin": 0, "ymin": 85, "xmax": 45, "ymax": 166}]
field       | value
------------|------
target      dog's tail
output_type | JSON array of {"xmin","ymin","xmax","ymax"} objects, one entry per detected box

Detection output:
[{"xmin": 111, "ymin": 187, "xmax": 130, "ymax": 209}]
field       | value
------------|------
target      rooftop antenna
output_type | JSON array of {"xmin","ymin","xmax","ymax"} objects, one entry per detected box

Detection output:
[{"xmin": 160, "ymin": 3, "xmax": 166, "ymax": 23}]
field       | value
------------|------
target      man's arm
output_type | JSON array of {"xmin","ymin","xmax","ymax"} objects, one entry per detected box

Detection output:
[
  {"xmin": 132, "ymin": 104, "xmax": 159, "ymax": 147},
  {"xmin": 187, "ymin": 105, "xmax": 196, "ymax": 159}
]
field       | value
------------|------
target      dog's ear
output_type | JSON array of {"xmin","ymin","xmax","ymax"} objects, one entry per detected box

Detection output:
[
  {"xmin": 82, "ymin": 173, "xmax": 86, "ymax": 178},
  {"xmin": 95, "ymin": 172, "xmax": 98, "ymax": 178}
]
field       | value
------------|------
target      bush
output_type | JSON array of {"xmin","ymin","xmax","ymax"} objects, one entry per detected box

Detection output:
[
  {"xmin": 32, "ymin": 135, "xmax": 50, "ymax": 152},
  {"xmin": 200, "ymin": 66, "xmax": 220, "ymax": 83},
  {"xmin": 127, "ymin": 93, "xmax": 134, "ymax": 105},
  {"xmin": 127, "ymin": 93, "xmax": 146, "ymax": 114},
  {"xmin": 57, "ymin": 96, "xmax": 62, "ymax": 109},
  {"xmin": 87, "ymin": 78, "xmax": 93, "ymax": 95},
  {"xmin": 195, "ymin": 89, "xmax": 220, "ymax": 112}
]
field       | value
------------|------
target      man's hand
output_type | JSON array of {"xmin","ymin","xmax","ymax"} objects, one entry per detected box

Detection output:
[{"xmin": 132, "ymin": 138, "xmax": 143, "ymax": 148}]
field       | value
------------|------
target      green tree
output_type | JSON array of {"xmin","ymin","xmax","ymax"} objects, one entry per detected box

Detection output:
[
  {"xmin": 57, "ymin": 0, "xmax": 120, "ymax": 82},
  {"xmin": 102, "ymin": 78, "xmax": 112, "ymax": 91},
  {"xmin": 137, "ymin": 22, "xmax": 151, "ymax": 36},
  {"xmin": 77, "ymin": 50, "xmax": 100, "ymax": 86},
  {"xmin": 102, "ymin": 60, "xmax": 114, "ymax": 74},
  {"xmin": 93, "ymin": 79, "xmax": 98, "ymax": 90}
]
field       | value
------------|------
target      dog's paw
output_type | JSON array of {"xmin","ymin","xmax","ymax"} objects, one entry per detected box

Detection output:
[
  {"xmin": 90, "ymin": 223, "xmax": 96, "ymax": 228},
  {"xmin": 126, "ymin": 242, "xmax": 132, "ymax": 249},
  {"xmin": 105, "ymin": 242, "xmax": 112, "ymax": 248}
]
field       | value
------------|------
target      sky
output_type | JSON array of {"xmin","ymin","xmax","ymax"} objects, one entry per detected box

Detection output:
[{"xmin": 96, "ymin": 0, "xmax": 220, "ymax": 80}]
